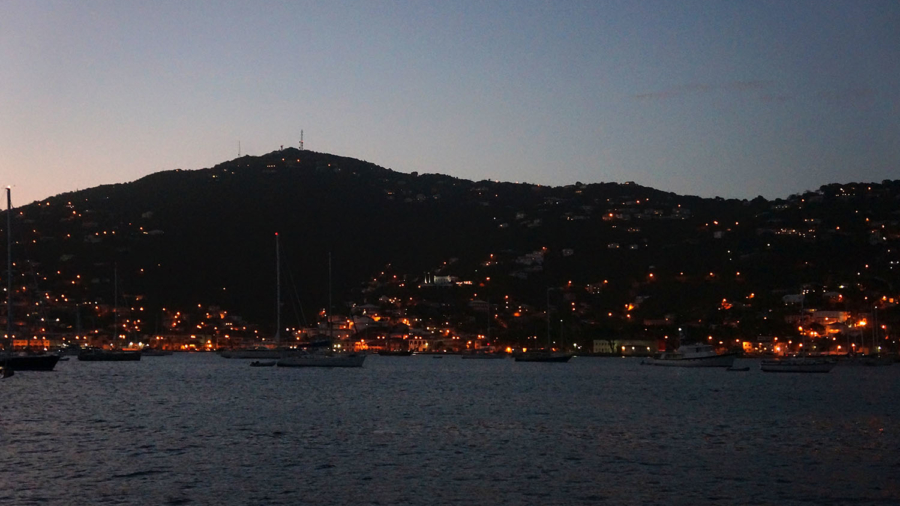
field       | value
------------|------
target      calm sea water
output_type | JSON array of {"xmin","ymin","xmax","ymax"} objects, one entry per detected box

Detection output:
[{"xmin": 1, "ymin": 354, "xmax": 897, "ymax": 506}]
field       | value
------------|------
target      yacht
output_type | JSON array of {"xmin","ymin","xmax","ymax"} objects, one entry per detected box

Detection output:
[
  {"xmin": 642, "ymin": 343, "xmax": 737, "ymax": 368},
  {"xmin": 1, "ymin": 351, "xmax": 61, "ymax": 371},
  {"xmin": 77, "ymin": 348, "xmax": 142, "ymax": 361}
]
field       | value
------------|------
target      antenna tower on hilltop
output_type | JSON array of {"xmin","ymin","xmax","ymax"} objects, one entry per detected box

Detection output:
[{"xmin": 300, "ymin": 130, "xmax": 304, "ymax": 151}]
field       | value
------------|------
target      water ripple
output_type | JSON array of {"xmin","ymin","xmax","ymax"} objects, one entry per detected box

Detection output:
[{"xmin": 3, "ymin": 355, "xmax": 900, "ymax": 505}]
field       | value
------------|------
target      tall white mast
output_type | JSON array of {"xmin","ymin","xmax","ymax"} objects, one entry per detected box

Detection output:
[
  {"xmin": 6, "ymin": 188, "xmax": 12, "ymax": 346},
  {"xmin": 114, "ymin": 264, "xmax": 118, "ymax": 340},
  {"xmin": 275, "ymin": 233, "xmax": 281, "ymax": 346},
  {"xmin": 328, "ymin": 252, "xmax": 332, "ymax": 341}
]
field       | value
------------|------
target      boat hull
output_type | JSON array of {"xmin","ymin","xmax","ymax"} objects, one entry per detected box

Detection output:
[
  {"xmin": 1, "ymin": 353, "xmax": 61, "ymax": 371},
  {"xmin": 643, "ymin": 353, "xmax": 738, "ymax": 368},
  {"xmin": 761, "ymin": 358, "xmax": 836, "ymax": 373},
  {"xmin": 276, "ymin": 354, "xmax": 366, "ymax": 368}
]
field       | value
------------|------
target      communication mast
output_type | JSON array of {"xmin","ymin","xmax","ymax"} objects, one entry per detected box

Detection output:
[{"xmin": 300, "ymin": 130, "xmax": 304, "ymax": 151}]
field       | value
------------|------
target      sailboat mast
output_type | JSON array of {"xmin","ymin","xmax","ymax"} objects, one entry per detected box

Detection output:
[
  {"xmin": 275, "ymin": 233, "xmax": 281, "ymax": 346},
  {"xmin": 6, "ymin": 188, "xmax": 12, "ymax": 347},
  {"xmin": 873, "ymin": 305, "xmax": 877, "ymax": 355},
  {"xmin": 328, "ymin": 252, "xmax": 333, "ymax": 341},
  {"xmin": 546, "ymin": 288, "xmax": 551, "ymax": 349},
  {"xmin": 113, "ymin": 264, "xmax": 118, "ymax": 340},
  {"xmin": 487, "ymin": 298, "xmax": 491, "ymax": 343}
]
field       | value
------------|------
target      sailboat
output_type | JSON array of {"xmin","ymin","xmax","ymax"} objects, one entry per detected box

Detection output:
[
  {"xmin": 277, "ymin": 252, "xmax": 366, "ymax": 368},
  {"xmin": 1, "ymin": 187, "xmax": 60, "ymax": 372},
  {"xmin": 77, "ymin": 266, "xmax": 141, "ymax": 361},
  {"xmin": 515, "ymin": 288, "xmax": 573, "ymax": 363},
  {"xmin": 462, "ymin": 299, "xmax": 506, "ymax": 359},
  {"xmin": 219, "ymin": 232, "xmax": 294, "ymax": 359}
]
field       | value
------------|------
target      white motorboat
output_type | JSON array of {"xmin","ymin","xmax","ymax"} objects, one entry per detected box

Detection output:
[
  {"xmin": 643, "ymin": 344, "xmax": 737, "ymax": 368},
  {"xmin": 760, "ymin": 357, "xmax": 836, "ymax": 373}
]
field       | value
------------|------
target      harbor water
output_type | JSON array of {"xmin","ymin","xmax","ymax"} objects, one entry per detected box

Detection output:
[{"xmin": 1, "ymin": 354, "xmax": 898, "ymax": 505}]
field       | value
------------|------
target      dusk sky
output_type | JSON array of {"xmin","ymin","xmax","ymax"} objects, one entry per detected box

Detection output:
[{"xmin": 2, "ymin": 0, "xmax": 898, "ymax": 206}]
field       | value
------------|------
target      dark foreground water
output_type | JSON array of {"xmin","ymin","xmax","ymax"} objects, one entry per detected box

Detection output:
[{"xmin": 1, "ymin": 354, "xmax": 898, "ymax": 506}]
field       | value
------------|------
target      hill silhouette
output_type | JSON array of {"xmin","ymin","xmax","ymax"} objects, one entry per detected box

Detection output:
[{"xmin": 4, "ymin": 149, "xmax": 900, "ymax": 346}]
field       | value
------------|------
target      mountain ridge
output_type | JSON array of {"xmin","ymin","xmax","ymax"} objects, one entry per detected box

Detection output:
[{"xmin": 4, "ymin": 148, "xmax": 900, "ymax": 350}]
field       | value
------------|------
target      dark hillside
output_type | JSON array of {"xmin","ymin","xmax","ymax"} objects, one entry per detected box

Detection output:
[{"xmin": 4, "ymin": 149, "xmax": 900, "ymax": 348}]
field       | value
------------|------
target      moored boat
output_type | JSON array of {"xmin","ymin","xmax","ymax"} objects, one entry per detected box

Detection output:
[
  {"xmin": 3, "ymin": 188, "xmax": 60, "ymax": 372},
  {"xmin": 222, "ymin": 233, "xmax": 300, "ymax": 361},
  {"xmin": 0, "ymin": 352, "xmax": 61, "ymax": 371},
  {"xmin": 513, "ymin": 289, "xmax": 574, "ymax": 363},
  {"xmin": 642, "ymin": 344, "xmax": 737, "ymax": 368},
  {"xmin": 760, "ymin": 357, "xmax": 836, "ymax": 373}
]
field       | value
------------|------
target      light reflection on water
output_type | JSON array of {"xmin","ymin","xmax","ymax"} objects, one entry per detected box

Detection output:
[{"xmin": 1, "ymin": 354, "xmax": 898, "ymax": 505}]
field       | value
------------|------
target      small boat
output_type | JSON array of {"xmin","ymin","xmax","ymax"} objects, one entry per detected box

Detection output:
[
  {"xmin": 726, "ymin": 366, "xmax": 750, "ymax": 372},
  {"xmin": 249, "ymin": 360, "xmax": 276, "ymax": 367},
  {"xmin": 760, "ymin": 357, "xmax": 836, "ymax": 373},
  {"xmin": 642, "ymin": 344, "xmax": 737, "ymax": 368}
]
